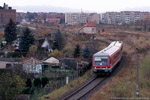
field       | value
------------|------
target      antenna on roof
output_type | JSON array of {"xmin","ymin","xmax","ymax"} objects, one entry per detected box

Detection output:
[{"xmin": 81, "ymin": 8, "xmax": 83, "ymax": 13}]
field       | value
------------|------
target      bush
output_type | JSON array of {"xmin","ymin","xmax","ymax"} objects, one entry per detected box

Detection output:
[
  {"xmin": 22, "ymin": 87, "xmax": 31, "ymax": 94},
  {"xmin": 33, "ymin": 78, "xmax": 41, "ymax": 88},
  {"xmin": 26, "ymin": 78, "xmax": 32, "ymax": 88},
  {"xmin": 41, "ymin": 77, "xmax": 49, "ymax": 88}
]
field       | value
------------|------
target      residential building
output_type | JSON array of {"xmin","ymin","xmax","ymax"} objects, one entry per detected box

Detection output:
[
  {"xmin": 65, "ymin": 12, "xmax": 89, "ymax": 25},
  {"xmin": 21, "ymin": 57, "xmax": 42, "ymax": 74},
  {"xmin": 43, "ymin": 56, "xmax": 60, "ymax": 70},
  {"xmin": 65, "ymin": 12, "xmax": 100, "ymax": 25},
  {"xmin": 61, "ymin": 58, "xmax": 77, "ymax": 70},
  {"xmin": 88, "ymin": 13, "xmax": 100, "ymax": 24},
  {"xmin": 79, "ymin": 21, "xmax": 97, "ymax": 34},
  {"xmin": 101, "ymin": 11, "xmax": 150, "ymax": 25},
  {"xmin": 0, "ymin": 3, "xmax": 16, "ymax": 26},
  {"xmin": 46, "ymin": 18, "xmax": 61, "ymax": 24},
  {"xmin": 0, "ymin": 58, "xmax": 15, "ymax": 69}
]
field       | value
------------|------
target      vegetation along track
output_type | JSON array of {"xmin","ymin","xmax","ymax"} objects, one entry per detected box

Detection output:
[{"xmin": 60, "ymin": 52, "xmax": 126, "ymax": 100}]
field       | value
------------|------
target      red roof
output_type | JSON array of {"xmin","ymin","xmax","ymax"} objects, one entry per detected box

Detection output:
[
  {"xmin": 46, "ymin": 18, "xmax": 60, "ymax": 22},
  {"xmin": 84, "ymin": 21, "xmax": 96, "ymax": 27},
  {"xmin": 21, "ymin": 57, "xmax": 42, "ymax": 63}
]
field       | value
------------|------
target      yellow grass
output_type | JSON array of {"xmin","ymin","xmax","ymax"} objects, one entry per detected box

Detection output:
[
  {"xmin": 41, "ymin": 70, "xmax": 93, "ymax": 100},
  {"xmin": 89, "ymin": 30, "xmax": 150, "ymax": 100}
]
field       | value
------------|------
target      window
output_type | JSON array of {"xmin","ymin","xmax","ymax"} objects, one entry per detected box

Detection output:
[
  {"xmin": 113, "ymin": 50, "xmax": 121, "ymax": 60},
  {"xmin": 6, "ymin": 63, "xmax": 11, "ymax": 68},
  {"xmin": 94, "ymin": 56, "xmax": 109, "ymax": 66}
]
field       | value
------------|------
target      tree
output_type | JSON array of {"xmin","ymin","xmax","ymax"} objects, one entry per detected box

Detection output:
[
  {"xmin": 0, "ymin": 73, "xmax": 25, "ymax": 100},
  {"xmin": 4, "ymin": 19, "xmax": 17, "ymax": 44},
  {"xmin": 19, "ymin": 27, "xmax": 34, "ymax": 56},
  {"xmin": 82, "ymin": 45, "xmax": 91, "ymax": 59},
  {"xmin": 26, "ymin": 78, "xmax": 32, "ymax": 88},
  {"xmin": 73, "ymin": 44, "xmax": 80, "ymax": 58},
  {"xmin": 33, "ymin": 78, "xmax": 41, "ymax": 88},
  {"xmin": 53, "ymin": 30, "xmax": 63, "ymax": 50},
  {"xmin": 28, "ymin": 45, "xmax": 37, "ymax": 56},
  {"xmin": 48, "ymin": 49, "xmax": 62, "ymax": 57},
  {"xmin": 41, "ymin": 77, "xmax": 49, "ymax": 88}
]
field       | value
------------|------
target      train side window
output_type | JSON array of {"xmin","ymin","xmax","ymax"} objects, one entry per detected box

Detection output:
[
  {"xmin": 110, "ymin": 58, "xmax": 111, "ymax": 64},
  {"xmin": 121, "ymin": 46, "xmax": 123, "ymax": 51}
]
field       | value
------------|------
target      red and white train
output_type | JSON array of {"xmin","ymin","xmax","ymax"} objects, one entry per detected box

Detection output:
[{"xmin": 92, "ymin": 41, "xmax": 123, "ymax": 74}]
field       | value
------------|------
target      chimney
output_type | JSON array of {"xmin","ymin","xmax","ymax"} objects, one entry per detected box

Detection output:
[{"xmin": 3, "ymin": 3, "xmax": 5, "ymax": 9}]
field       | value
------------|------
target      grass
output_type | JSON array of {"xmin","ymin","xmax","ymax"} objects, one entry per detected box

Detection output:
[
  {"xmin": 88, "ymin": 28, "xmax": 150, "ymax": 100},
  {"xmin": 40, "ymin": 70, "xmax": 93, "ymax": 100},
  {"xmin": 89, "ymin": 51, "xmax": 150, "ymax": 100}
]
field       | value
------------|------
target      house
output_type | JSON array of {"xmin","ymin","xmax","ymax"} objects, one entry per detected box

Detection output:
[
  {"xmin": 0, "ymin": 58, "xmax": 15, "ymax": 69},
  {"xmin": 79, "ymin": 21, "xmax": 97, "ymax": 34},
  {"xmin": 21, "ymin": 57, "xmax": 42, "ymax": 74},
  {"xmin": 11, "ymin": 36, "xmax": 21, "ymax": 50},
  {"xmin": 43, "ymin": 56, "xmax": 60, "ymax": 70},
  {"xmin": 46, "ymin": 18, "xmax": 60, "ymax": 25},
  {"xmin": 61, "ymin": 58, "xmax": 77, "ymax": 70},
  {"xmin": 41, "ymin": 38, "xmax": 53, "ymax": 52}
]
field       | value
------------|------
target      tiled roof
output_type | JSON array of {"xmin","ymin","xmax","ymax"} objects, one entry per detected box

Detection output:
[
  {"xmin": 46, "ymin": 18, "xmax": 60, "ymax": 21},
  {"xmin": 84, "ymin": 21, "xmax": 96, "ymax": 27}
]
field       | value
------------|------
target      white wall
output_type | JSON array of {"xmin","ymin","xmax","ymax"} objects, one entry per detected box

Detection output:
[
  {"xmin": 80, "ymin": 27, "xmax": 96, "ymax": 34},
  {"xmin": 0, "ymin": 61, "xmax": 13, "ymax": 69}
]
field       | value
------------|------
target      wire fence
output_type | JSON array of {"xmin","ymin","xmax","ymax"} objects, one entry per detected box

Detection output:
[{"xmin": 31, "ymin": 70, "xmax": 79, "ymax": 100}]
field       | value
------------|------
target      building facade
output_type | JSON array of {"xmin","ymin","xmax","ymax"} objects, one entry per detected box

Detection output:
[
  {"xmin": 65, "ymin": 12, "xmax": 100, "ymax": 25},
  {"xmin": 79, "ymin": 21, "xmax": 97, "ymax": 34},
  {"xmin": 0, "ymin": 3, "xmax": 16, "ymax": 26},
  {"xmin": 101, "ymin": 11, "xmax": 149, "ymax": 25},
  {"xmin": 21, "ymin": 57, "xmax": 42, "ymax": 74}
]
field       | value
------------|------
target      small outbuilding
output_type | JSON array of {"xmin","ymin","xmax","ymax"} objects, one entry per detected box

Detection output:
[
  {"xmin": 21, "ymin": 57, "xmax": 42, "ymax": 74},
  {"xmin": 0, "ymin": 58, "xmax": 15, "ymax": 69},
  {"xmin": 79, "ymin": 20, "xmax": 97, "ymax": 34},
  {"xmin": 43, "ymin": 56, "xmax": 60, "ymax": 70}
]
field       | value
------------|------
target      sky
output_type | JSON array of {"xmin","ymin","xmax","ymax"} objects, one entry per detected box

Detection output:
[{"xmin": 0, "ymin": 0, "xmax": 150, "ymax": 13}]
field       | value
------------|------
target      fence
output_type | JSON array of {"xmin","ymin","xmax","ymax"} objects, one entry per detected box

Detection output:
[{"xmin": 31, "ymin": 69, "xmax": 78, "ymax": 99}]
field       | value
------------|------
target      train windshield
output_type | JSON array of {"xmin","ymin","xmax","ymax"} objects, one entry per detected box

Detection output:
[{"xmin": 94, "ymin": 56, "xmax": 109, "ymax": 66}]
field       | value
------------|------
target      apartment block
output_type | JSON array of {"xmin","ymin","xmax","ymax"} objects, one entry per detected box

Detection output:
[
  {"xmin": 101, "ymin": 11, "xmax": 149, "ymax": 25},
  {"xmin": 0, "ymin": 3, "xmax": 16, "ymax": 26},
  {"xmin": 65, "ymin": 13, "xmax": 100, "ymax": 25}
]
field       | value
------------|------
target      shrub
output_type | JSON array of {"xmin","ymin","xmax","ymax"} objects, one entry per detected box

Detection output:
[
  {"xmin": 26, "ymin": 78, "xmax": 32, "ymax": 88},
  {"xmin": 41, "ymin": 77, "xmax": 49, "ymax": 88},
  {"xmin": 33, "ymin": 78, "xmax": 41, "ymax": 88}
]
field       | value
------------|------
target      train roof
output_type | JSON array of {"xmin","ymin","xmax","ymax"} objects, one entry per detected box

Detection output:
[{"xmin": 94, "ymin": 41, "xmax": 122, "ymax": 56}]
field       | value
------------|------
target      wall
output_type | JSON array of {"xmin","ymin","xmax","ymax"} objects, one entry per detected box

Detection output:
[{"xmin": 0, "ymin": 61, "xmax": 13, "ymax": 69}]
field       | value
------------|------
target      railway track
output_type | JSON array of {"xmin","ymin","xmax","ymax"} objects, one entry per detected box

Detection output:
[
  {"xmin": 60, "ymin": 76, "xmax": 107, "ymax": 100},
  {"xmin": 60, "ymin": 53, "xmax": 126, "ymax": 100}
]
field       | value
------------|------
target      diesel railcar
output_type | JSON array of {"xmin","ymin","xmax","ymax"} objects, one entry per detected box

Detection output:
[{"xmin": 92, "ymin": 41, "xmax": 123, "ymax": 74}]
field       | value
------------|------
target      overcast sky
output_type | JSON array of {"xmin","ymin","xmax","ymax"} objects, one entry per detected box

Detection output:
[{"xmin": 0, "ymin": 0, "xmax": 150, "ymax": 13}]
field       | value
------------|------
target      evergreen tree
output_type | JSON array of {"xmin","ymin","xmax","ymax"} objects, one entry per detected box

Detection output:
[
  {"xmin": 26, "ymin": 78, "xmax": 32, "ymax": 88},
  {"xmin": 73, "ymin": 44, "xmax": 80, "ymax": 58},
  {"xmin": 19, "ymin": 27, "xmax": 34, "ymax": 56},
  {"xmin": 82, "ymin": 45, "xmax": 91, "ymax": 59},
  {"xmin": 4, "ymin": 19, "xmax": 17, "ymax": 44},
  {"xmin": 53, "ymin": 30, "xmax": 63, "ymax": 50},
  {"xmin": 41, "ymin": 77, "xmax": 49, "ymax": 88},
  {"xmin": 33, "ymin": 78, "xmax": 41, "ymax": 88}
]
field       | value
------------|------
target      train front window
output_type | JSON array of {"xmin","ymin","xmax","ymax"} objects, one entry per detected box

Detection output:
[{"xmin": 94, "ymin": 56, "xmax": 109, "ymax": 66}]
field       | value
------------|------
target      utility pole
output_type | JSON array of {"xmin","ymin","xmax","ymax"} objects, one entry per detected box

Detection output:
[{"xmin": 136, "ymin": 48, "xmax": 139, "ymax": 98}]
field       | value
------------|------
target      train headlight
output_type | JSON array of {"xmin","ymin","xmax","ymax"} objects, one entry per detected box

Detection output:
[{"xmin": 95, "ymin": 67, "xmax": 97, "ymax": 69}]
